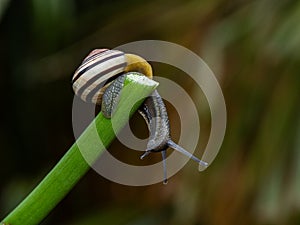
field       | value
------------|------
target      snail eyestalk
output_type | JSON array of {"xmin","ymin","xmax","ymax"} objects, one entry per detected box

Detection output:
[{"xmin": 167, "ymin": 140, "xmax": 208, "ymax": 167}]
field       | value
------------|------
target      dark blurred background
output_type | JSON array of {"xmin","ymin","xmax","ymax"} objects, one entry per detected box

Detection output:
[{"xmin": 1, "ymin": 0, "xmax": 300, "ymax": 224}]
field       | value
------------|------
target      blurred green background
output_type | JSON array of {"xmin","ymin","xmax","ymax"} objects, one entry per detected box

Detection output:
[{"xmin": 1, "ymin": 0, "xmax": 300, "ymax": 224}]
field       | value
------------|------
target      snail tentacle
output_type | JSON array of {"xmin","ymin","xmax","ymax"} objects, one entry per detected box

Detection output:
[
  {"xmin": 167, "ymin": 140, "xmax": 208, "ymax": 167},
  {"xmin": 161, "ymin": 150, "xmax": 168, "ymax": 184}
]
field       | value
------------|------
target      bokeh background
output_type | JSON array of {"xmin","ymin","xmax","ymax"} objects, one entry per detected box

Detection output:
[{"xmin": 1, "ymin": 0, "xmax": 300, "ymax": 224}]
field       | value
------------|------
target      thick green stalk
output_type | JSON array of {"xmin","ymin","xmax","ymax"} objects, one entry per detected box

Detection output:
[{"xmin": 1, "ymin": 74, "xmax": 158, "ymax": 225}]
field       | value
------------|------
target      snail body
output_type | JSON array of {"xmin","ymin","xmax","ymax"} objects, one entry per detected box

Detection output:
[{"xmin": 72, "ymin": 49, "xmax": 208, "ymax": 183}]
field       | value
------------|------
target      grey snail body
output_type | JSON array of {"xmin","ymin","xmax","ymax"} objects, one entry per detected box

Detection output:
[{"xmin": 72, "ymin": 49, "xmax": 208, "ymax": 184}]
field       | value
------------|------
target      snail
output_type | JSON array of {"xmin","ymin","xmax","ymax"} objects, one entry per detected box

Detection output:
[{"xmin": 72, "ymin": 49, "xmax": 208, "ymax": 184}]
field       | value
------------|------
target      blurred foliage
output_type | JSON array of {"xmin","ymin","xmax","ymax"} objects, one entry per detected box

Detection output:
[{"xmin": 0, "ymin": 0, "xmax": 300, "ymax": 224}]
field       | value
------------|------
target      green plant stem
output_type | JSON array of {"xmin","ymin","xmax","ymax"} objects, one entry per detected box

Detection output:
[{"xmin": 1, "ymin": 74, "xmax": 158, "ymax": 225}]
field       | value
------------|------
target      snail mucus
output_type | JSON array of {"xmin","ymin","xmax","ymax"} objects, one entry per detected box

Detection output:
[{"xmin": 72, "ymin": 49, "xmax": 208, "ymax": 184}]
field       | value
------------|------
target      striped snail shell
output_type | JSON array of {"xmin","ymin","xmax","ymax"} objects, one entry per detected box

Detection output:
[
  {"xmin": 72, "ymin": 49, "xmax": 152, "ymax": 105},
  {"xmin": 72, "ymin": 49, "xmax": 208, "ymax": 184}
]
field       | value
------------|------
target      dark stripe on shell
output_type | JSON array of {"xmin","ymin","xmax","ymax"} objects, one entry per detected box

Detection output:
[
  {"xmin": 72, "ymin": 52, "xmax": 124, "ymax": 83},
  {"xmin": 84, "ymin": 63, "xmax": 127, "ymax": 103},
  {"xmin": 76, "ymin": 62, "xmax": 127, "ymax": 100},
  {"xmin": 81, "ymin": 49, "xmax": 109, "ymax": 65}
]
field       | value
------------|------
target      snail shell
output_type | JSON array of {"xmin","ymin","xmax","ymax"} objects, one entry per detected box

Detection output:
[{"xmin": 72, "ymin": 49, "xmax": 152, "ymax": 105}]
